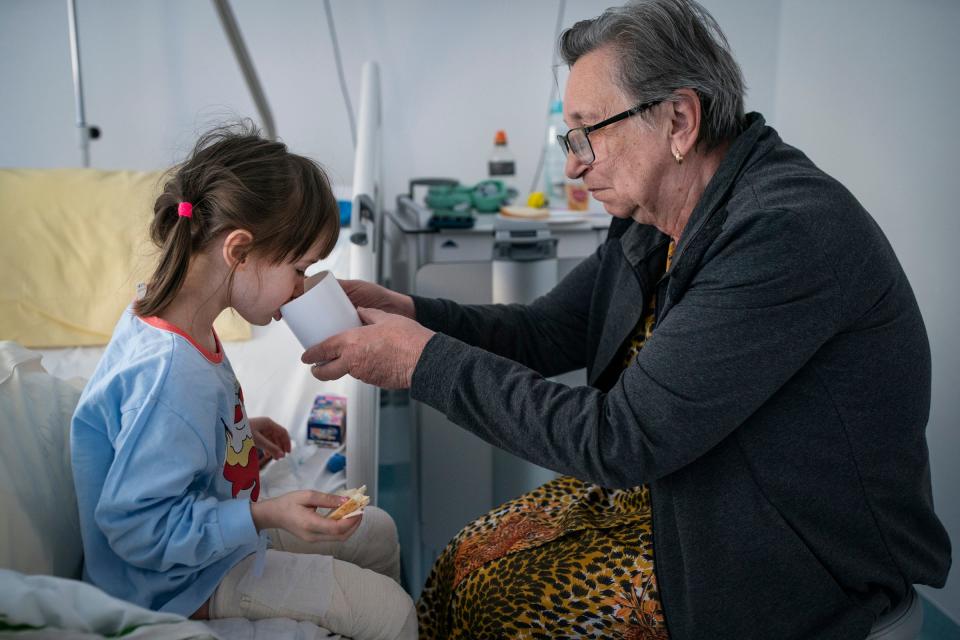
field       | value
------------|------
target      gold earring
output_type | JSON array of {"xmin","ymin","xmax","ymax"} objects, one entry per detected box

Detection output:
[{"xmin": 673, "ymin": 148, "xmax": 683, "ymax": 165}]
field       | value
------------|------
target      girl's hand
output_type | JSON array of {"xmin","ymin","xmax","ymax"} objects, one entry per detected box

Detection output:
[
  {"xmin": 338, "ymin": 279, "xmax": 416, "ymax": 319},
  {"xmin": 250, "ymin": 490, "xmax": 362, "ymax": 542},
  {"xmin": 250, "ymin": 417, "xmax": 292, "ymax": 460}
]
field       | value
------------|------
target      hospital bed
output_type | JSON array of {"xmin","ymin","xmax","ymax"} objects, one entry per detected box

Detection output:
[
  {"xmin": 0, "ymin": 176, "xmax": 366, "ymax": 640},
  {"xmin": 0, "ymin": 50, "xmax": 384, "ymax": 636},
  {"xmin": 0, "ymin": 338, "xmax": 351, "ymax": 640}
]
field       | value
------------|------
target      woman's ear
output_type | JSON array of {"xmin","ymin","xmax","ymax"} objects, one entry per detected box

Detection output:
[
  {"xmin": 667, "ymin": 88, "xmax": 702, "ymax": 160},
  {"xmin": 222, "ymin": 229, "xmax": 254, "ymax": 269}
]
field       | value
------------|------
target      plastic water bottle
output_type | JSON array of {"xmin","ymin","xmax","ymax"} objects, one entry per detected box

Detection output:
[
  {"xmin": 543, "ymin": 100, "xmax": 568, "ymax": 208},
  {"xmin": 488, "ymin": 130, "xmax": 517, "ymax": 201}
]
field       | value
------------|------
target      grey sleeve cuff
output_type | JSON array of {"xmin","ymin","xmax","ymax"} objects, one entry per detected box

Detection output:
[
  {"xmin": 411, "ymin": 295, "xmax": 450, "ymax": 333},
  {"xmin": 410, "ymin": 332, "xmax": 467, "ymax": 413}
]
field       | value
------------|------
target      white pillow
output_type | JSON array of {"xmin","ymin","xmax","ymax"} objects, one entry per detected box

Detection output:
[{"xmin": 0, "ymin": 341, "xmax": 84, "ymax": 579}]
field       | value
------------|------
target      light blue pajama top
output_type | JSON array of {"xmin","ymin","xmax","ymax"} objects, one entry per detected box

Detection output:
[{"xmin": 71, "ymin": 309, "xmax": 262, "ymax": 615}]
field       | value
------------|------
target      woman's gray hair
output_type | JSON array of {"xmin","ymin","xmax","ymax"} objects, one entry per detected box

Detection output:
[{"xmin": 560, "ymin": 0, "xmax": 746, "ymax": 149}]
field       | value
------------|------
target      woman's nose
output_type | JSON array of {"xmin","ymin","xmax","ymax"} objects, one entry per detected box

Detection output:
[{"xmin": 565, "ymin": 151, "xmax": 587, "ymax": 180}]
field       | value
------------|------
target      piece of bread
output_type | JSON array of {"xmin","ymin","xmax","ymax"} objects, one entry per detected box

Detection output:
[
  {"xmin": 326, "ymin": 485, "xmax": 370, "ymax": 520},
  {"xmin": 500, "ymin": 205, "xmax": 549, "ymax": 220}
]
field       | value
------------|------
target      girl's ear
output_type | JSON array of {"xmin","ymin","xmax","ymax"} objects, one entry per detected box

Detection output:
[{"xmin": 222, "ymin": 229, "xmax": 254, "ymax": 269}]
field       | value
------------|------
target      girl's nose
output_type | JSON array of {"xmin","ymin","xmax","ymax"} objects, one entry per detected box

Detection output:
[{"xmin": 292, "ymin": 278, "xmax": 305, "ymax": 300}]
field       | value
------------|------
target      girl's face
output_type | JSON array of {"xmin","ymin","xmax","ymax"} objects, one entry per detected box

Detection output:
[{"xmin": 230, "ymin": 237, "xmax": 327, "ymax": 326}]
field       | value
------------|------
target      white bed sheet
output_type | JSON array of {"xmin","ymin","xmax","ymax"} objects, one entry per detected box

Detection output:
[
  {"xmin": 203, "ymin": 617, "xmax": 344, "ymax": 639},
  {"xmin": 0, "ymin": 568, "xmax": 344, "ymax": 640}
]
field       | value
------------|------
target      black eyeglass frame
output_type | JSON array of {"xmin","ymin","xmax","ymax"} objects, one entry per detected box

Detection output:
[{"xmin": 557, "ymin": 99, "xmax": 662, "ymax": 165}]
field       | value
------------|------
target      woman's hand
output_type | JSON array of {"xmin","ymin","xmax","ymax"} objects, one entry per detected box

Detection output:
[
  {"xmin": 250, "ymin": 490, "xmax": 362, "ymax": 542},
  {"xmin": 249, "ymin": 417, "xmax": 292, "ymax": 461},
  {"xmin": 338, "ymin": 279, "xmax": 416, "ymax": 319},
  {"xmin": 302, "ymin": 307, "xmax": 435, "ymax": 389}
]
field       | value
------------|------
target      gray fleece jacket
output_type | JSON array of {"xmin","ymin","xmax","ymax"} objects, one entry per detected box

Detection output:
[{"xmin": 410, "ymin": 113, "xmax": 951, "ymax": 639}]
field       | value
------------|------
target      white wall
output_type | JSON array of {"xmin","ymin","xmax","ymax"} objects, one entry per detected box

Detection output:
[
  {"xmin": 773, "ymin": 0, "xmax": 960, "ymax": 619},
  {"xmin": 0, "ymin": 0, "xmax": 778, "ymax": 197},
  {"xmin": 1, "ymin": 0, "xmax": 955, "ymax": 621}
]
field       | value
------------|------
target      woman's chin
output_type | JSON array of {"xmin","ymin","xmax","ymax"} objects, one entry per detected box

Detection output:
[{"xmin": 604, "ymin": 203, "xmax": 634, "ymax": 219}]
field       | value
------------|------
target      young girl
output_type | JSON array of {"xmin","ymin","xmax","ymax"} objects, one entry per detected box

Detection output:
[{"xmin": 70, "ymin": 125, "xmax": 417, "ymax": 640}]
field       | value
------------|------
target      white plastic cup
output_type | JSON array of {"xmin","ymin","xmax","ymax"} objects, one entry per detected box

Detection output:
[{"xmin": 280, "ymin": 270, "xmax": 362, "ymax": 349}]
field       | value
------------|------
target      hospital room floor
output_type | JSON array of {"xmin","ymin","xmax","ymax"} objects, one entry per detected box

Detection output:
[{"xmin": 919, "ymin": 596, "xmax": 960, "ymax": 639}]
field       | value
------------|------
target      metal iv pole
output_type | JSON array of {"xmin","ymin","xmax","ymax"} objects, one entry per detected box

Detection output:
[
  {"xmin": 65, "ymin": 0, "xmax": 278, "ymax": 166},
  {"xmin": 66, "ymin": 0, "xmax": 98, "ymax": 167}
]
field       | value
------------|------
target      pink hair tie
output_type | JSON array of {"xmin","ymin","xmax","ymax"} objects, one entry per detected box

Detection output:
[{"xmin": 177, "ymin": 202, "xmax": 193, "ymax": 218}]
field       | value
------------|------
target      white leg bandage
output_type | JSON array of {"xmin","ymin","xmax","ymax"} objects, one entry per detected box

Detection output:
[
  {"xmin": 210, "ymin": 550, "xmax": 416, "ymax": 640},
  {"xmin": 322, "ymin": 558, "xmax": 417, "ymax": 640}
]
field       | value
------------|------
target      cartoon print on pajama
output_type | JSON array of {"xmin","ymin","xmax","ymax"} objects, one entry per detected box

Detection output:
[{"xmin": 222, "ymin": 384, "xmax": 261, "ymax": 501}]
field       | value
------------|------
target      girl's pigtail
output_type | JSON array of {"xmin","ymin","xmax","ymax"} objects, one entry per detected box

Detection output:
[{"xmin": 133, "ymin": 196, "xmax": 195, "ymax": 317}]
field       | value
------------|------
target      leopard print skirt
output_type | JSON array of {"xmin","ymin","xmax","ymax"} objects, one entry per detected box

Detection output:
[{"xmin": 417, "ymin": 475, "xmax": 668, "ymax": 639}]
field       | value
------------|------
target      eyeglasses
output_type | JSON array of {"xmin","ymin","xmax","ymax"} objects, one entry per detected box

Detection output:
[{"xmin": 557, "ymin": 99, "xmax": 662, "ymax": 165}]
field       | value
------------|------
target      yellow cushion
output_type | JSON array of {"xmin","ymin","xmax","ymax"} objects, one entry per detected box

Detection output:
[{"xmin": 0, "ymin": 169, "xmax": 250, "ymax": 347}]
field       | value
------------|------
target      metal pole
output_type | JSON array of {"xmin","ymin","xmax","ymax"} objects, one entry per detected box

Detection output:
[
  {"xmin": 212, "ymin": 0, "xmax": 277, "ymax": 141},
  {"xmin": 66, "ymin": 0, "xmax": 90, "ymax": 167}
]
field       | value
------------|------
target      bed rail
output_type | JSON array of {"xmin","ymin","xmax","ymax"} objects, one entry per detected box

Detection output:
[{"xmin": 346, "ymin": 61, "xmax": 383, "ymax": 504}]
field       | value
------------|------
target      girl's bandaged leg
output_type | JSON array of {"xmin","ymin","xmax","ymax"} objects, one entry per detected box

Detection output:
[
  {"xmin": 209, "ymin": 550, "xmax": 416, "ymax": 640},
  {"xmin": 324, "ymin": 558, "xmax": 417, "ymax": 640},
  {"xmin": 270, "ymin": 505, "xmax": 401, "ymax": 582}
]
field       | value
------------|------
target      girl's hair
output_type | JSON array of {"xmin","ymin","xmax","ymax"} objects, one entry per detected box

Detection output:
[{"xmin": 134, "ymin": 123, "xmax": 340, "ymax": 317}]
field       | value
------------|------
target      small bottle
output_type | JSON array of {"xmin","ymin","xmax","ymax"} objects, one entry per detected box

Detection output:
[
  {"xmin": 488, "ymin": 130, "xmax": 517, "ymax": 202},
  {"xmin": 543, "ymin": 100, "xmax": 568, "ymax": 208}
]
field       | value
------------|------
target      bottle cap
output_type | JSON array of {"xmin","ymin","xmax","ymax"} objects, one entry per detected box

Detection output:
[{"xmin": 494, "ymin": 130, "xmax": 508, "ymax": 145}]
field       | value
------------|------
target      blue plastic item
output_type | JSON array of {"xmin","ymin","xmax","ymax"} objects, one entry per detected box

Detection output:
[
  {"xmin": 544, "ymin": 100, "xmax": 568, "ymax": 206},
  {"xmin": 338, "ymin": 199, "xmax": 351, "ymax": 225},
  {"xmin": 326, "ymin": 451, "xmax": 346, "ymax": 474}
]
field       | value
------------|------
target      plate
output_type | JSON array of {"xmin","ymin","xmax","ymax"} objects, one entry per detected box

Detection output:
[
  {"xmin": 496, "ymin": 211, "xmax": 598, "ymax": 225},
  {"xmin": 546, "ymin": 212, "xmax": 597, "ymax": 225}
]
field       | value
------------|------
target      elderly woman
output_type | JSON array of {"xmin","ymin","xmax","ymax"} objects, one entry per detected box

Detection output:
[{"xmin": 304, "ymin": 0, "xmax": 951, "ymax": 637}]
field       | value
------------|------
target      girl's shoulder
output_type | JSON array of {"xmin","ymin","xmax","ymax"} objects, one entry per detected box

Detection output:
[
  {"xmin": 99, "ymin": 311, "xmax": 180, "ymax": 376},
  {"xmin": 80, "ymin": 311, "xmax": 231, "ymax": 416}
]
